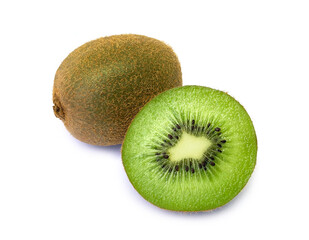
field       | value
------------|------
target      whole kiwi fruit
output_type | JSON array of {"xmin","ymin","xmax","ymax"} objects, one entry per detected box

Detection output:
[
  {"xmin": 122, "ymin": 86, "xmax": 257, "ymax": 211},
  {"xmin": 53, "ymin": 34, "xmax": 182, "ymax": 145}
]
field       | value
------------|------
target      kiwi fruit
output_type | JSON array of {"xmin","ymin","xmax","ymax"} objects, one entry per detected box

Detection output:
[
  {"xmin": 122, "ymin": 86, "xmax": 257, "ymax": 212},
  {"xmin": 52, "ymin": 34, "xmax": 182, "ymax": 145}
]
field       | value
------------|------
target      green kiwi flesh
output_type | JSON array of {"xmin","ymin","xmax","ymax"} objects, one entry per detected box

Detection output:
[
  {"xmin": 53, "ymin": 34, "xmax": 182, "ymax": 146},
  {"xmin": 122, "ymin": 86, "xmax": 257, "ymax": 212}
]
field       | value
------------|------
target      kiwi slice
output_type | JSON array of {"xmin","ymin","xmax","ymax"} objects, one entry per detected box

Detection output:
[{"xmin": 122, "ymin": 86, "xmax": 257, "ymax": 212}]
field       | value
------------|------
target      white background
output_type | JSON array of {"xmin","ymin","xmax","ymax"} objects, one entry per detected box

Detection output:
[{"xmin": 0, "ymin": 0, "xmax": 308, "ymax": 239}]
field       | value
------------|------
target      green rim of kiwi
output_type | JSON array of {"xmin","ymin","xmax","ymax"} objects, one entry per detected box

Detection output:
[{"xmin": 122, "ymin": 85, "xmax": 257, "ymax": 212}]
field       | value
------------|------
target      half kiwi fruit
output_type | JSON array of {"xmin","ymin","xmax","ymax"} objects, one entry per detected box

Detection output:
[{"xmin": 122, "ymin": 85, "xmax": 257, "ymax": 212}]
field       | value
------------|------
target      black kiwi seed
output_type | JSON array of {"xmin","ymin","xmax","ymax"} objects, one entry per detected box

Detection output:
[
  {"xmin": 210, "ymin": 161, "xmax": 215, "ymax": 166},
  {"xmin": 215, "ymin": 127, "xmax": 221, "ymax": 132},
  {"xmin": 202, "ymin": 161, "xmax": 207, "ymax": 167},
  {"xmin": 185, "ymin": 166, "xmax": 189, "ymax": 172},
  {"xmin": 175, "ymin": 136, "xmax": 179, "ymax": 139},
  {"xmin": 176, "ymin": 124, "xmax": 181, "ymax": 129},
  {"xmin": 217, "ymin": 149, "xmax": 222, "ymax": 153},
  {"xmin": 192, "ymin": 120, "xmax": 195, "ymax": 125},
  {"xmin": 191, "ymin": 168, "xmax": 195, "ymax": 173},
  {"xmin": 163, "ymin": 155, "xmax": 169, "ymax": 159},
  {"xmin": 199, "ymin": 163, "xmax": 202, "ymax": 169},
  {"xmin": 207, "ymin": 123, "xmax": 211, "ymax": 128},
  {"xmin": 168, "ymin": 134, "xmax": 173, "ymax": 139},
  {"xmin": 221, "ymin": 140, "xmax": 226, "ymax": 143},
  {"xmin": 191, "ymin": 126, "xmax": 194, "ymax": 131},
  {"xmin": 155, "ymin": 153, "xmax": 160, "ymax": 155},
  {"xmin": 217, "ymin": 144, "xmax": 222, "ymax": 148},
  {"xmin": 175, "ymin": 165, "xmax": 179, "ymax": 171}
]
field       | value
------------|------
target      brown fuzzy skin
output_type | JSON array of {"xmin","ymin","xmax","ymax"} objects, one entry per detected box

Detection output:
[{"xmin": 53, "ymin": 34, "xmax": 182, "ymax": 145}]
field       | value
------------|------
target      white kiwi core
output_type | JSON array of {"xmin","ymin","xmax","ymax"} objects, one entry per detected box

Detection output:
[{"xmin": 168, "ymin": 132, "xmax": 212, "ymax": 162}]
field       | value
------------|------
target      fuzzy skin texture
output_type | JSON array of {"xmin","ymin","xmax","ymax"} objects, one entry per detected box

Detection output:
[{"xmin": 53, "ymin": 34, "xmax": 182, "ymax": 145}]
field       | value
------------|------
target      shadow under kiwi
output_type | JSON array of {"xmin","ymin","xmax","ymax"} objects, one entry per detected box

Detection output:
[{"xmin": 71, "ymin": 137, "xmax": 122, "ymax": 159}]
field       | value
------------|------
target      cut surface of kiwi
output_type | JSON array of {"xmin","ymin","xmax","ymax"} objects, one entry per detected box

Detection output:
[{"xmin": 122, "ymin": 86, "xmax": 257, "ymax": 212}]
